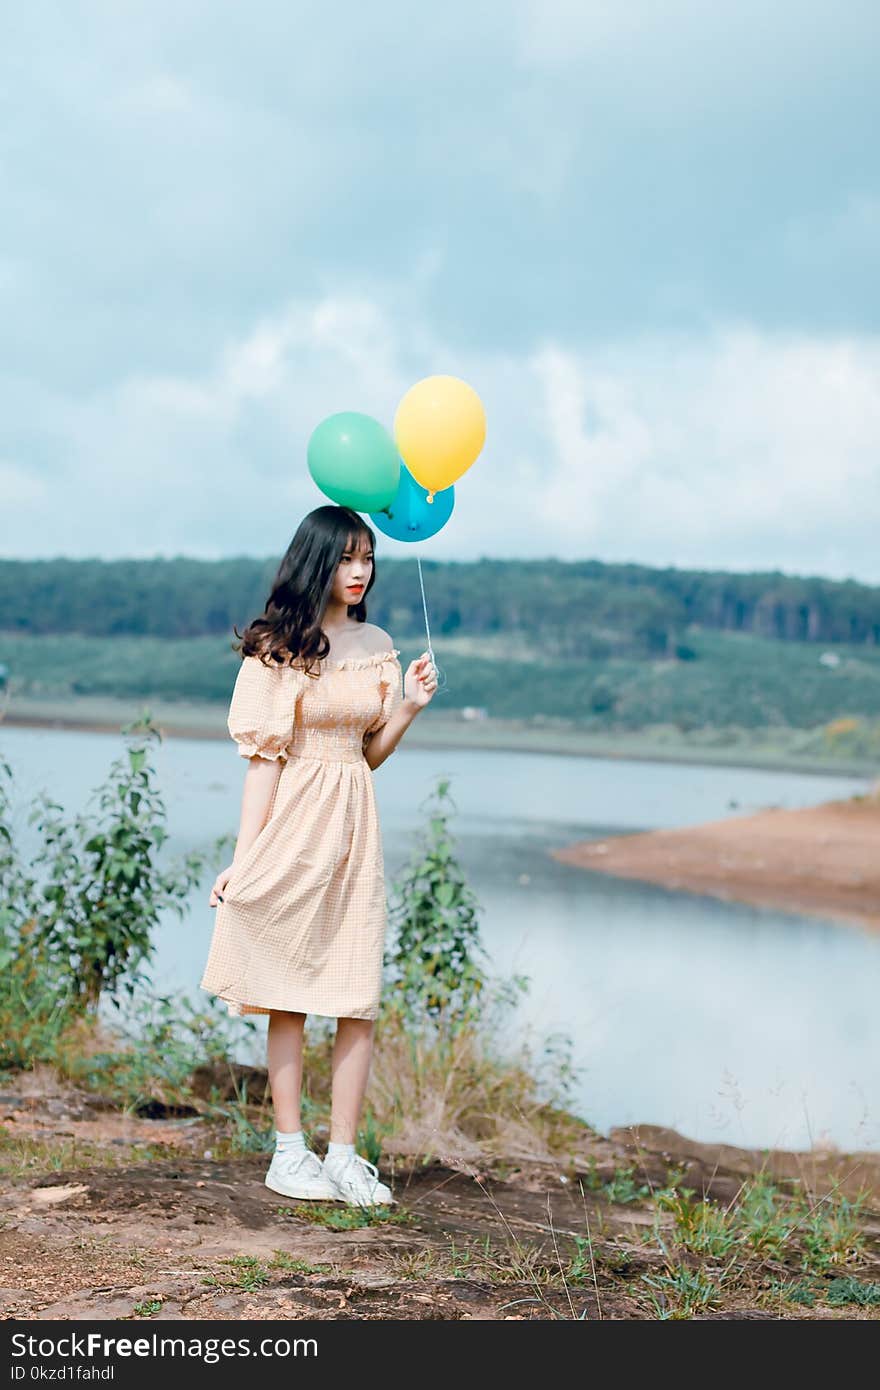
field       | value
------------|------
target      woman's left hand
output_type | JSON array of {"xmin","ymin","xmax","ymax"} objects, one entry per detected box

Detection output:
[{"xmin": 404, "ymin": 652, "xmax": 439, "ymax": 709}]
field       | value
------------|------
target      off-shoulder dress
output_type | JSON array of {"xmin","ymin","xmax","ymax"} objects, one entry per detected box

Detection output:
[{"xmin": 199, "ymin": 647, "xmax": 403, "ymax": 1020}]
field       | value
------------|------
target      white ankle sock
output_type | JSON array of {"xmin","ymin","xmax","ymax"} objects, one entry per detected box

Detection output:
[
  {"xmin": 275, "ymin": 1129, "xmax": 307, "ymax": 1155},
  {"xmin": 326, "ymin": 1141, "xmax": 355, "ymax": 1161}
]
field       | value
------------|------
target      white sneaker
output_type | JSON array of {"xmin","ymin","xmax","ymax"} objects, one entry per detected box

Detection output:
[
  {"xmin": 323, "ymin": 1151, "xmax": 394, "ymax": 1207},
  {"xmin": 264, "ymin": 1147, "xmax": 335, "ymax": 1201}
]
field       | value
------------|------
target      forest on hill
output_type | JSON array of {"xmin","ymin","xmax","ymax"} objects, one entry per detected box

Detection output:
[
  {"xmin": 3, "ymin": 558, "xmax": 880, "ymax": 739},
  {"xmin": 3, "ymin": 556, "xmax": 880, "ymax": 659}
]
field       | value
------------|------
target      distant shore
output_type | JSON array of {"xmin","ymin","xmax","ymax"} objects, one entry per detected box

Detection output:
[
  {"xmin": 3, "ymin": 693, "xmax": 878, "ymax": 779},
  {"xmin": 552, "ymin": 794, "xmax": 880, "ymax": 933}
]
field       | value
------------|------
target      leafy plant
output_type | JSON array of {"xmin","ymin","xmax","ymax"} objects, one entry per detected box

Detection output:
[
  {"xmin": 220, "ymin": 1106, "xmax": 274, "ymax": 1155},
  {"xmin": 131, "ymin": 1300, "xmax": 164, "ymax": 1318},
  {"xmin": 0, "ymin": 945, "xmax": 74, "ymax": 1072},
  {"xmin": 824, "ymin": 1276, "xmax": 880, "ymax": 1307},
  {"xmin": 602, "ymin": 1166, "xmax": 652, "ymax": 1205},
  {"xmin": 566, "ymin": 1236, "xmax": 596, "ymax": 1283},
  {"xmin": 653, "ymin": 1188, "xmax": 737, "ymax": 1257},
  {"xmin": 799, "ymin": 1191, "xmax": 866, "ymax": 1272},
  {"xmin": 0, "ymin": 719, "xmax": 205, "ymax": 1020},
  {"xmin": 582, "ymin": 1158, "xmax": 651, "ymax": 1205},
  {"xmin": 32, "ymin": 717, "xmax": 204, "ymax": 1010},
  {"xmin": 383, "ymin": 777, "xmax": 488, "ymax": 1029}
]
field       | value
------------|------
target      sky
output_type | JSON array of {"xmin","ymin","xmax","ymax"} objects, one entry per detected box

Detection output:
[{"xmin": 2, "ymin": 0, "xmax": 879, "ymax": 580}]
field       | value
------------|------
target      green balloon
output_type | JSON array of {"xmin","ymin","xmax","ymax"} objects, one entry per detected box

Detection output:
[{"xmin": 307, "ymin": 412, "xmax": 400, "ymax": 512}]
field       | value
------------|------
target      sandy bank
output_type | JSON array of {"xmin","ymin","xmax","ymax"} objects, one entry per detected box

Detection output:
[{"xmin": 551, "ymin": 795, "xmax": 880, "ymax": 932}]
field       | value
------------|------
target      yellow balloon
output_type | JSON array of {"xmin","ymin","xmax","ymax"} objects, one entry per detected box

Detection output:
[{"xmin": 394, "ymin": 375, "xmax": 486, "ymax": 502}]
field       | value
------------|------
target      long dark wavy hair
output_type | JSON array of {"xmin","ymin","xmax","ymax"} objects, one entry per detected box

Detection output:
[{"xmin": 233, "ymin": 505, "xmax": 377, "ymax": 677}]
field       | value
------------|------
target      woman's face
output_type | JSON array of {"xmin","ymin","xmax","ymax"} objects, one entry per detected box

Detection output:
[{"xmin": 330, "ymin": 532, "xmax": 374, "ymax": 608}]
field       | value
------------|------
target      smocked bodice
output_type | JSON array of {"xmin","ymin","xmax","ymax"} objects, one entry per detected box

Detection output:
[{"xmin": 226, "ymin": 647, "xmax": 403, "ymax": 766}]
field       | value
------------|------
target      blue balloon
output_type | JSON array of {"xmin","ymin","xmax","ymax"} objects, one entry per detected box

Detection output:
[{"xmin": 369, "ymin": 464, "xmax": 454, "ymax": 542}]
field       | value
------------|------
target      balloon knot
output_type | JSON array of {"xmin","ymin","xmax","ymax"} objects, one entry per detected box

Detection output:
[{"xmin": 426, "ymin": 493, "xmax": 434, "ymax": 504}]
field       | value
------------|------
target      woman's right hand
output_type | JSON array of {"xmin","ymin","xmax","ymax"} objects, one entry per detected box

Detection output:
[{"xmin": 209, "ymin": 864, "xmax": 235, "ymax": 908}]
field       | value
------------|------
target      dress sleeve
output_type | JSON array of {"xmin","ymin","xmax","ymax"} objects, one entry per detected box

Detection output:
[
  {"xmin": 227, "ymin": 655, "xmax": 300, "ymax": 762},
  {"xmin": 364, "ymin": 650, "xmax": 404, "ymax": 743}
]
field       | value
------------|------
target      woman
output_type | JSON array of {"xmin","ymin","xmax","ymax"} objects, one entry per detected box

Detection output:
[{"xmin": 200, "ymin": 504, "xmax": 437, "ymax": 1208}]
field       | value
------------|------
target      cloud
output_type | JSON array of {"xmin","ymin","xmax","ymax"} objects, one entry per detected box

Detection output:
[
  {"xmin": 0, "ymin": 461, "xmax": 50, "ymax": 508},
  {"xmin": 2, "ymin": 0, "xmax": 878, "ymax": 396},
  {"xmin": 6, "ymin": 293, "xmax": 879, "ymax": 581},
  {"xmin": 529, "ymin": 326, "xmax": 880, "ymax": 572},
  {"xmin": 123, "ymin": 75, "xmax": 195, "ymax": 117},
  {"xmin": 1, "ymin": 4, "xmax": 878, "ymax": 576}
]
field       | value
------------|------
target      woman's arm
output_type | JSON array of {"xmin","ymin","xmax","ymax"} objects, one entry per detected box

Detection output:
[
  {"xmin": 232, "ymin": 756, "xmax": 283, "ymax": 862},
  {"xmin": 365, "ymin": 652, "xmax": 437, "ymax": 771},
  {"xmin": 364, "ymin": 696, "xmax": 421, "ymax": 771}
]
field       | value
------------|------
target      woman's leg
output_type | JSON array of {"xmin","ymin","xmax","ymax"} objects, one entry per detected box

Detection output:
[
  {"xmin": 267, "ymin": 1010, "xmax": 306, "ymax": 1132},
  {"xmin": 330, "ymin": 1018, "xmax": 374, "ymax": 1143}
]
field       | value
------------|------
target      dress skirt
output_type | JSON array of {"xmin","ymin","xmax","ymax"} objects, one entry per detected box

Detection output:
[{"xmin": 199, "ymin": 646, "xmax": 403, "ymax": 1020}]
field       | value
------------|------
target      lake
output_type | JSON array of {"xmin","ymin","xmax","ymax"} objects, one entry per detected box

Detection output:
[{"xmin": 3, "ymin": 724, "xmax": 878, "ymax": 1153}]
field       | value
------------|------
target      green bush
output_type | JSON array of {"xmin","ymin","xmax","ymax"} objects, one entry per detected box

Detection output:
[
  {"xmin": 382, "ymin": 777, "xmax": 489, "ymax": 1030},
  {"xmin": 0, "ymin": 716, "xmax": 207, "ymax": 1043}
]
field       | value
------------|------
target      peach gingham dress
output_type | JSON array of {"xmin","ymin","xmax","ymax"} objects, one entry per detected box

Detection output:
[{"xmin": 199, "ymin": 646, "xmax": 403, "ymax": 1020}]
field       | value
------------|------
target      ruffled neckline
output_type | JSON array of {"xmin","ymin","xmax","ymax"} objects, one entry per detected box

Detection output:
[
  {"xmin": 285, "ymin": 647, "xmax": 400, "ymax": 672},
  {"xmin": 322, "ymin": 647, "xmax": 400, "ymax": 670}
]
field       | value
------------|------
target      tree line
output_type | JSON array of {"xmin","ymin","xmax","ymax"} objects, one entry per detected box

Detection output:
[{"xmin": 2, "ymin": 556, "xmax": 878, "ymax": 660}]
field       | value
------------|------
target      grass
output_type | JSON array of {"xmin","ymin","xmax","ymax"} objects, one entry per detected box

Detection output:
[
  {"xmin": 0, "ymin": 1128, "xmax": 176, "ymax": 1180},
  {"xmin": 5, "ymin": 626, "xmax": 880, "ymax": 772},
  {"xmin": 342, "ymin": 1006, "xmax": 590, "ymax": 1169},
  {"xmin": 386, "ymin": 1248, "xmax": 444, "ymax": 1280},
  {"xmin": 267, "ymin": 1251, "xmax": 338, "ymax": 1276},
  {"xmin": 825, "ymin": 1276, "xmax": 880, "ymax": 1306},
  {"xmin": 275, "ymin": 1201, "xmax": 412, "ymax": 1231},
  {"xmin": 3, "ymin": 982, "xmax": 591, "ymax": 1184},
  {"xmin": 202, "ymin": 1255, "xmax": 272, "ymax": 1292},
  {"xmin": 445, "ymin": 1220, "xmax": 590, "ymax": 1291},
  {"xmin": 635, "ymin": 1169, "xmax": 875, "ymax": 1317},
  {"xmin": 582, "ymin": 1158, "xmax": 652, "ymax": 1205},
  {"xmin": 49, "ymin": 1007, "xmax": 248, "ymax": 1124},
  {"xmin": 643, "ymin": 1264, "xmax": 724, "ymax": 1319},
  {"xmin": 202, "ymin": 1251, "xmax": 355, "ymax": 1291},
  {"xmin": 426, "ymin": 1165, "xmax": 879, "ymax": 1320},
  {"xmin": 427, "ymin": 1231, "xmax": 568, "ymax": 1289},
  {"xmin": 427, "ymin": 1163, "xmax": 880, "ymax": 1320},
  {"xmin": 652, "ymin": 1172, "xmax": 869, "ymax": 1274},
  {"xmin": 112, "ymin": 991, "xmax": 593, "ymax": 1175},
  {"xmin": 767, "ymin": 1275, "xmax": 880, "ymax": 1310}
]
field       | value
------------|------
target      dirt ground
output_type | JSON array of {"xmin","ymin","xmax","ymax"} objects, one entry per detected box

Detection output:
[
  {"xmin": 551, "ymin": 794, "xmax": 880, "ymax": 932},
  {"xmin": 2, "ymin": 1069, "xmax": 879, "ymax": 1321}
]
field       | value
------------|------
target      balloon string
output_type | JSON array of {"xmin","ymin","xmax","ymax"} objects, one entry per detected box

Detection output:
[{"xmin": 416, "ymin": 555, "xmax": 448, "ymax": 693}]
